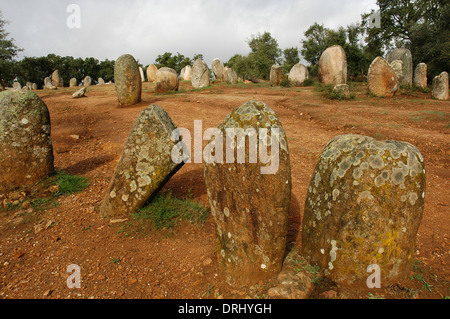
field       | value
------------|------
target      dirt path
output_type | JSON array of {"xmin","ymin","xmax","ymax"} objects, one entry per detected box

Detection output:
[{"xmin": 0, "ymin": 81, "xmax": 448, "ymax": 299}]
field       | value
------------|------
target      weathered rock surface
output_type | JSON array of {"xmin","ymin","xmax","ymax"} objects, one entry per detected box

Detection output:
[
  {"xmin": 51, "ymin": 70, "xmax": 64, "ymax": 87},
  {"xmin": 269, "ymin": 65, "xmax": 283, "ymax": 86},
  {"xmin": 0, "ymin": 90, "xmax": 54, "ymax": 193},
  {"xmin": 302, "ymin": 134, "xmax": 426, "ymax": 287},
  {"xmin": 139, "ymin": 67, "xmax": 145, "ymax": 82},
  {"xmin": 99, "ymin": 104, "xmax": 186, "ymax": 217},
  {"xmin": 413, "ymin": 63, "xmax": 427, "ymax": 89},
  {"xmin": 191, "ymin": 59, "xmax": 210, "ymax": 89},
  {"xmin": 212, "ymin": 58, "xmax": 224, "ymax": 82},
  {"xmin": 146, "ymin": 64, "xmax": 158, "ymax": 82},
  {"xmin": 72, "ymin": 86, "xmax": 86, "ymax": 98},
  {"xmin": 44, "ymin": 77, "xmax": 56, "ymax": 90},
  {"xmin": 83, "ymin": 76, "xmax": 92, "ymax": 87},
  {"xmin": 288, "ymin": 63, "xmax": 309, "ymax": 87},
  {"xmin": 114, "ymin": 54, "xmax": 142, "ymax": 106},
  {"xmin": 69, "ymin": 78, "xmax": 78, "ymax": 88},
  {"xmin": 224, "ymin": 67, "xmax": 238, "ymax": 84},
  {"xmin": 431, "ymin": 71, "xmax": 449, "ymax": 100},
  {"xmin": 203, "ymin": 100, "xmax": 291, "ymax": 287},
  {"xmin": 368, "ymin": 57, "xmax": 399, "ymax": 97},
  {"xmin": 333, "ymin": 84, "xmax": 351, "ymax": 99},
  {"xmin": 386, "ymin": 48, "xmax": 413, "ymax": 86},
  {"xmin": 180, "ymin": 65, "xmax": 192, "ymax": 81},
  {"xmin": 155, "ymin": 67, "xmax": 179, "ymax": 94},
  {"xmin": 389, "ymin": 60, "xmax": 403, "ymax": 82},
  {"xmin": 318, "ymin": 45, "xmax": 347, "ymax": 85}
]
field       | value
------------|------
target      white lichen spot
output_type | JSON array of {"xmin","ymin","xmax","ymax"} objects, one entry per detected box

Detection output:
[
  {"xmin": 110, "ymin": 190, "xmax": 117, "ymax": 198},
  {"xmin": 21, "ymin": 118, "xmax": 29, "ymax": 125},
  {"xmin": 122, "ymin": 194, "xmax": 129, "ymax": 202},
  {"xmin": 408, "ymin": 192, "xmax": 418, "ymax": 205},
  {"xmin": 224, "ymin": 207, "xmax": 230, "ymax": 218},
  {"xmin": 130, "ymin": 181, "xmax": 137, "ymax": 192},
  {"xmin": 228, "ymin": 232, "xmax": 232, "ymax": 238},
  {"xmin": 332, "ymin": 189, "xmax": 340, "ymax": 201},
  {"xmin": 320, "ymin": 249, "xmax": 325, "ymax": 254},
  {"xmin": 261, "ymin": 264, "xmax": 267, "ymax": 269}
]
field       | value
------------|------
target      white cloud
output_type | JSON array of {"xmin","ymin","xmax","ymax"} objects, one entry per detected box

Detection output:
[{"xmin": 0, "ymin": 0, "xmax": 377, "ymax": 66}]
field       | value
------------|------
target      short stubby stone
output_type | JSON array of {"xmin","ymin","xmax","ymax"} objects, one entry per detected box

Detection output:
[
  {"xmin": 0, "ymin": 90, "xmax": 55, "ymax": 193},
  {"xmin": 270, "ymin": 65, "xmax": 283, "ymax": 87},
  {"xmin": 69, "ymin": 78, "xmax": 78, "ymax": 88},
  {"xmin": 288, "ymin": 63, "xmax": 309, "ymax": 87},
  {"xmin": 212, "ymin": 58, "xmax": 224, "ymax": 82},
  {"xmin": 44, "ymin": 77, "xmax": 56, "ymax": 90},
  {"xmin": 203, "ymin": 100, "xmax": 291, "ymax": 287},
  {"xmin": 155, "ymin": 67, "xmax": 179, "ymax": 94},
  {"xmin": 368, "ymin": 57, "xmax": 399, "ymax": 97},
  {"xmin": 224, "ymin": 67, "xmax": 238, "ymax": 84},
  {"xmin": 333, "ymin": 84, "xmax": 351, "ymax": 99},
  {"xmin": 146, "ymin": 64, "xmax": 158, "ymax": 82},
  {"xmin": 413, "ymin": 63, "xmax": 427, "ymax": 89},
  {"xmin": 52, "ymin": 70, "xmax": 64, "ymax": 87},
  {"xmin": 302, "ymin": 134, "xmax": 426, "ymax": 288},
  {"xmin": 386, "ymin": 48, "xmax": 413, "ymax": 86},
  {"xmin": 114, "ymin": 54, "xmax": 142, "ymax": 106},
  {"xmin": 98, "ymin": 77, "xmax": 105, "ymax": 85},
  {"xmin": 191, "ymin": 59, "xmax": 210, "ymax": 89},
  {"xmin": 318, "ymin": 45, "xmax": 347, "ymax": 85},
  {"xmin": 431, "ymin": 71, "xmax": 449, "ymax": 101},
  {"xmin": 99, "ymin": 104, "xmax": 187, "ymax": 217}
]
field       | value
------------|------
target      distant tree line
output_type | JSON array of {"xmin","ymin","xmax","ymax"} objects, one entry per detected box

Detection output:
[{"xmin": 0, "ymin": 0, "xmax": 448, "ymax": 87}]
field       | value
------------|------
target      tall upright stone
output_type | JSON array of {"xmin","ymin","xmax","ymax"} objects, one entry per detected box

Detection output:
[
  {"xmin": 114, "ymin": 54, "xmax": 142, "ymax": 106},
  {"xmin": 269, "ymin": 65, "xmax": 283, "ymax": 86},
  {"xmin": 99, "ymin": 104, "xmax": 187, "ymax": 217},
  {"xmin": 224, "ymin": 67, "xmax": 238, "ymax": 84},
  {"xmin": 52, "ymin": 70, "xmax": 64, "ymax": 87},
  {"xmin": 431, "ymin": 71, "xmax": 449, "ymax": 100},
  {"xmin": 204, "ymin": 100, "xmax": 291, "ymax": 287},
  {"xmin": 0, "ymin": 90, "xmax": 54, "ymax": 193},
  {"xmin": 84, "ymin": 76, "xmax": 92, "ymax": 87},
  {"xmin": 318, "ymin": 45, "xmax": 347, "ymax": 85},
  {"xmin": 155, "ymin": 67, "xmax": 179, "ymax": 93},
  {"xmin": 368, "ymin": 57, "xmax": 399, "ymax": 97},
  {"xmin": 139, "ymin": 66, "xmax": 145, "ymax": 82},
  {"xmin": 413, "ymin": 63, "xmax": 427, "ymax": 89},
  {"xmin": 211, "ymin": 58, "xmax": 224, "ymax": 82},
  {"xmin": 69, "ymin": 78, "xmax": 78, "ymax": 88},
  {"xmin": 191, "ymin": 59, "xmax": 210, "ymax": 89},
  {"xmin": 386, "ymin": 48, "xmax": 413, "ymax": 86},
  {"xmin": 146, "ymin": 64, "xmax": 158, "ymax": 82},
  {"xmin": 288, "ymin": 63, "xmax": 309, "ymax": 87},
  {"xmin": 180, "ymin": 65, "xmax": 192, "ymax": 81},
  {"xmin": 302, "ymin": 134, "xmax": 426, "ymax": 287}
]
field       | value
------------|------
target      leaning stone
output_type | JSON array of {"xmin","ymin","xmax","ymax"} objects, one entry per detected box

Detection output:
[
  {"xmin": 98, "ymin": 104, "xmax": 187, "ymax": 217},
  {"xmin": 191, "ymin": 59, "xmax": 210, "ymax": 89},
  {"xmin": 72, "ymin": 87, "xmax": 86, "ymax": 98},
  {"xmin": 431, "ymin": 71, "xmax": 449, "ymax": 101},
  {"xmin": 270, "ymin": 65, "xmax": 283, "ymax": 86},
  {"xmin": 368, "ymin": 57, "xmax": 399, "ymax": 97},
  {"xmin": 413, "ymin": 63, "xmax": 427, "ymax": 89},
  {"xmin": 155, "ymin": 67, "xmax": 179, "ymax": 93},
  {"xmin": 386, "ymin": 48, "xmax": 413, "ymax": 86},
  {"xmin": 114, "ymin": 54, "xmax": 142, "ymax": 106},
  {"xmin": 318, "ymin": 45, "xmax": 347, "ymax": 85},
  {"xmin": 203, "ymin": 100, "xmax": 291, "ymax": 287},
  {"xmin": 0, "ymin": 90, "xmax": 54, "ymax": 193},
  {"xmin": 302, "ymin": 134, "xmax": 426, "ymax": 287}
]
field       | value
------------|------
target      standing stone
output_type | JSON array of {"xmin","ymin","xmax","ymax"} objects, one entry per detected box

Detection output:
[
  {"xmin": 139, "ymin": 66, "xmax": 145, "ymax": 82},
  {"xmin": 386, "ymin": 48, "xmax": 413, "ymax": 86},
  {"xmin": 69, "ymin": 78, "xmax": 78, "ymax": 88},
  {"xmin": 155, "ymin": 67, "xmax": 179, "ymax": 93},
  {"xmin": 114, "ymin": 54, "xmax": 142, "ymax": 106},
  {"xmin": 51, "ymin": 70, "xmax": 64, "ymax": 87},
  {"xmin": 146, "ymin": 64, "xmax": 158, "ymax": 82},
  {"xmin": 288, "ymin": 63, "xmax": 309, "ymax": 87},
  {"xmin": 84, "ymin": 76, "xmax": 92, "ymax": 87},
  {"xmin": 0, "ymin": 90, "xmax": 54, "ymax": 193},
  {"xmin": 44, "ymin": 77, "xmax": 56, "ymax": 90},
  {"xmin": 181, "ymin": 65, "xmax": 192, "ymax": 81},
  {"xmin": 212, "ymin": 58, "xmax": 224, "ymax": 82},
  {"xmin": 368, "ymin": 57, "xmax": 399, "ymax": 97},
  {"xmin": 191, "ymin": 59, "xmax": 210, "ymax": 89},
  {"xmin": 99, "ymin": 104, "xmax": 187, "ymax": 217},
  {"xmin": 224, "ymin": 67, "xmax": 238, "ymax": 84},
  {"xmin": 332, "ymin": 84, "xmax": 351, "ymax": 99},
  {"xmin": 269, "ymin": 65, "xmax": 283, "ymax": 86},
  {"xmin": 31, "ymin": 83, "xmax": 38, "ymax": 90},
  {"xmin": 431, "ymin": 71, "xmax": 449, "ymax": 100},
  {"xmin": 12, "ymin": 82, "xmax": 22, "ymax": 90},
  {"xmin": 318, "ymin": 45, "xmax": 347, "ymax": 85},
  {"xmin": 302, "ymin": 134, "xmax": 426, "ymax": 287},
  {"xmin": 72, "ymin": 87, "xmax": 86, "ymax": 98},
  {"xmin": 413, "ymin": 63, "xmax": 427, "ymax": 89},
  {"xmin": 204, "ymin": 100, "xmax": 291, "ymax": 287},
  {"xmin": 389, "ymin": 60, "xmax": 403, "ymax": 82},
  {"xmin": 98, "ymin": 78, "xmax": 105, "ymax": 85}
]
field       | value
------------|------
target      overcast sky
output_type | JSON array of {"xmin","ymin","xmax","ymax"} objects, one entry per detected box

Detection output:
[{"xmin": 1, "ymin": 0, "xmax": 378, "ymax": 66}]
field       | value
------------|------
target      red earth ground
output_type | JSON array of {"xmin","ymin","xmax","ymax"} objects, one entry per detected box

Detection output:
[{"xmin": 0, "ymin": 80, "xmax": 448, "ymax": 299}]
